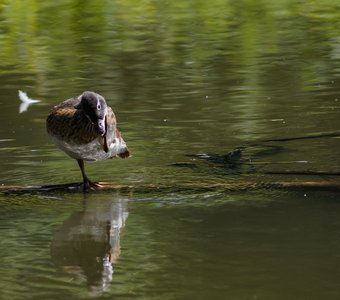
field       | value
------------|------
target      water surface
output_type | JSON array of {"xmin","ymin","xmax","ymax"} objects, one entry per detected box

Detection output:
[{"xmin": 1, "ymin": 1, "xmax": 340, "ymax": 299}]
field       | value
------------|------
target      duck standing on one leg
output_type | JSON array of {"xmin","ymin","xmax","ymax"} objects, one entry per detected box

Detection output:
[{"xmin": 46, "ymin": 91, "xmax": 130, "ymax": 192}]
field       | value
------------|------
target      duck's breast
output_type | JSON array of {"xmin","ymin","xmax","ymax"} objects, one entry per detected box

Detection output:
[{"xmin": 49, "ymin": 135, "xmax": 110, "ymax": 161}]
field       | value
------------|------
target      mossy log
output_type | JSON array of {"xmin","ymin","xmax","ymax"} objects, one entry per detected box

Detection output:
[{"xmin": 1, "ymin": 180, "xmax": 340, "ymax": 195}]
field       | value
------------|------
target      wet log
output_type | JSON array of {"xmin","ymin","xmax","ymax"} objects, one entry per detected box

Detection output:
[
  {"xmin": 264, "ymin": 171, "xmax": 340, "ymax": 176},
  {"xmin": 261, "ymin": 131, "xmax": 340, "ymax": 143},
  {"xmin": 1, "ymin": 180, "xmax": 340, "ymax": 195}
]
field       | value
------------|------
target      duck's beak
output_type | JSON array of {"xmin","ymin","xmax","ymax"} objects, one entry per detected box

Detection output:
[
  {"xmin": 102, "ymin": 114, "xmax": 109, "ymax": 153},
  {"xmin": 98, "ymin": 118, "xmax": 106, "ymax": 136}
]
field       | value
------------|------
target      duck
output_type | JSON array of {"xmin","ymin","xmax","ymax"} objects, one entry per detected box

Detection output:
[{"xmin": 46, "ymin": 91, "xmax": 130, "ymax": 191}]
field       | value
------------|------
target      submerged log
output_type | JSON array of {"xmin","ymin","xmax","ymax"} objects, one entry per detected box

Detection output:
[
  {"xmin": 1, "ymin": 180, "xmax": 340, "ymax": 195},
  {"xmin": 264, "ymin": 171, "xmax": 340, "ymax": 176},
  {"xmin": 261, "ymin": 131, "xmax": 340, "ymax": 143}
]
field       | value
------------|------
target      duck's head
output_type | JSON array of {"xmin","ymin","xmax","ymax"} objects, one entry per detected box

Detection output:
[{"xmin": 77, "ymin": 91, "xmax": 108, "ymax": 136}]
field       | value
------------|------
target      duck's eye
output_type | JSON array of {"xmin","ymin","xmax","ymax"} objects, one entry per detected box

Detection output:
[{"xmin": 97, "ymin": 104, "xmax": 101, "ymax": 110}]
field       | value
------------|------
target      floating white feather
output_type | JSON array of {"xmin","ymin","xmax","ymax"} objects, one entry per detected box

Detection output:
[{"xmin": 18, "ymin": 90, "xmax": 40, "ymax": 113}]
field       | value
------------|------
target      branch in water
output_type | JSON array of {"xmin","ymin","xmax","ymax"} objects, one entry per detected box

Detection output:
[{"xmin": 1, "ymin": 180, "xmax": 340, "ymax": 195}]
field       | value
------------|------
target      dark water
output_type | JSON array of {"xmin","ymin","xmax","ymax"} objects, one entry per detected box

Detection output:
[{"xmin": 1, "ymin": 1, "xmax": 340, "ymax": 299}]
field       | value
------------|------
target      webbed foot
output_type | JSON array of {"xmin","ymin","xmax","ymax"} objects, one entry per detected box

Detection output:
[{"xmin": 80, "ymin": 180, "xmax": 104, "ymax": 192}]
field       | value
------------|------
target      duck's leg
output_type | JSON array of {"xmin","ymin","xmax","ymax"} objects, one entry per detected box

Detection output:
[{"xmin": 77, "ymin": 159, "xmax": 102, "ymax": 191}]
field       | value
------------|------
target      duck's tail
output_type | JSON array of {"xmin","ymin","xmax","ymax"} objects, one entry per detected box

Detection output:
[{"xmin": 118, "ymin": 148, "xmax": 130, "ymax": 158}]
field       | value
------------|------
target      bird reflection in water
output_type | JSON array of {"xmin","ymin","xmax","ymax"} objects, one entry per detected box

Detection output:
[{"xmin": 50, "ymin": 196, "xmax": 128, "ymax": 296}]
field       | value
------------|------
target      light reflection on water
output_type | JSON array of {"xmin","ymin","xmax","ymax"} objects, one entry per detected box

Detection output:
[{"xmin": 50, "ymin": 196, "xmax": 128, "ymax": 296}]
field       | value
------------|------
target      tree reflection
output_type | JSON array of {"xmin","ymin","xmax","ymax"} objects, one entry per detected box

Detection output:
[{"xmin": 50, "ymin": 196, "xmax": 128, "ymax": 295}]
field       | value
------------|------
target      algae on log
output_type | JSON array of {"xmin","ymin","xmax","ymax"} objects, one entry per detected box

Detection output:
[{"xmin": 1, "ymin": 180, "xmax": 340, "ymax": 195}]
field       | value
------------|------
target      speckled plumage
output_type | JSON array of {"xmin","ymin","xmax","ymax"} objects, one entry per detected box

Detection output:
[
  {"xmin": 46, "ymin": 91, "xmax": 130, "ymax": 190},
  {"xmin": 47, "ymin": 97, "xmax": 98, "ymax": 145}
]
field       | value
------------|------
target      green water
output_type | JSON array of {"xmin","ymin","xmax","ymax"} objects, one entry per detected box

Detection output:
[{"xmin": 1, "ymin": 1, "xmax": 340, "ymax": 299}]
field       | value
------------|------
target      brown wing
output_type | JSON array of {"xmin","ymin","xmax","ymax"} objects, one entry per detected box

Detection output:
[
  {"xmin": 102, "ymin": 106, "xmax": 130, "ymax": 158},
  {"xmin": 46, "ymin": 97, "xmax": 98, "ymax": 144},
  {"xmin": 101, "ymin": 107, "xmax": 117, "ymax": 152}
]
